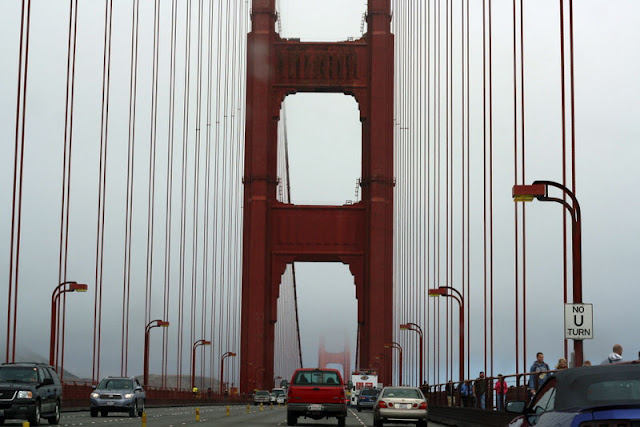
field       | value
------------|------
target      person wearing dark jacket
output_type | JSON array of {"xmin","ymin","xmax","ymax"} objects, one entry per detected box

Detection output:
[
  {"xmin": 473, "ymin": 371, "xmax": 486, "ymax": 409},
  {"xmin": 528, "ymin": 352, "xmax": 550, "ymax": 396}
]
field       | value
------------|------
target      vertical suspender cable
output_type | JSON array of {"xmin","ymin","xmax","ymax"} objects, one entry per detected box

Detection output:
[
  {"xmin": 179, "ymin": 0, "xmax": 194, "ymax": 388},
  {"xmin": 465, "ymin": 0, "xmax": 470, "ymax": 381},
  {"xmin": 482, "ymin": 0, "xmax": 488, "ymax": 376},
  {"xmin": 121, "ymin": 0, "xmax": 140, "ymax": 377},
  {"xmin": 57, "ymin": 0, "xmax": 78, "ymax": 374},
  {"xmin": 512, "ymin": 0, "xmax": 520, "ymax": 376},
  {"xmin": 559, "ymin": 0, "xmax": 569, "ymax": 361},
  {"xmin": 488, "ymin": 0, "xmax": 495, "ymax": 378},
  {"xmin": 92, "ymin": 0, "xmax": 114, "ymax": 383},
  {"xmin": 162, "ymin": 0, "xmax": 179, "ymax": 387},
  {"xmin": 520, "ymin": 0, "xmax": 528, "ymax": 374},
  {"xmin": 6, "ymin": 0, "xmax": 32, "ymax": 364}
]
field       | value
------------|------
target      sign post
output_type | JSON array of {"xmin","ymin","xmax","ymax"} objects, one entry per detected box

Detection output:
[{"xmin": 564, "ymin": 303, "xmax": 593, "ymax": 340}]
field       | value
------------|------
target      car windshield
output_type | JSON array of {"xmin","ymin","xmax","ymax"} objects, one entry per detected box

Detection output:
[
  {"xmin": 555, "ymin": 367, "xmax": 640, "ymax": 410},
  {"xmin": 293, "ymin": 371, "xmax": 341, "ymax": 385},
  {"xmin": 382, "ymin": 388, "xmax": 422, "ymax": 399},
  {"xmin": 97, "ymin": 379, "xmax": 133, "ymax": 390},
  {"xmin": 0, "ymin": 367, "xmax": 39, "ymax": 383},
  {"xmin": 273, "ymin": 390, "xmax": 284, "ymax": 396},
  {"xmin": 256, "ymin": 391, "xmax": 269, "ymax": 396},
  {"xmin": 361, "ymin": 389, "xmax": 379, "ymax": 396}
]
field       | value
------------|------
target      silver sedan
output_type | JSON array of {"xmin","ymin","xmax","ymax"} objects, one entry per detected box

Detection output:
[{"xmin": 372, "ymin": 386, "xmax": 428, "ymax": 427}]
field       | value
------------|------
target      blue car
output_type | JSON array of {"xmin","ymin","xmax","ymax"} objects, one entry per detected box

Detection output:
[
  {"xmin": 356, "ymin": 388, "xmax": 380, "ymax": 411},
  {"xmin": 508, "ymin": 362, "xmax": 640, "ymax": 426}
]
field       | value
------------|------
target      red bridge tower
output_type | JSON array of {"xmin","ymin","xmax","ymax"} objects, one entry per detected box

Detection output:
[{"xmin": 241, "ymin": 0, "xmax": 394, "ymax": 391}]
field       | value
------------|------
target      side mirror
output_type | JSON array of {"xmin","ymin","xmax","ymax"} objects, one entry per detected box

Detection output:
[
  {"xmin": 92, "ymin": 385, "xmax": 96, "ymax": 389},
  {"xmin": 135, "ymin": 386, "xmax": 143, "ymax": 391},
  {"xmin": 505, "ymin": 400, "xmax": 527, "ymax": 414},
  {"xmin": 42, "ymin": 378, "xmax": 54, "ymax": 386}
]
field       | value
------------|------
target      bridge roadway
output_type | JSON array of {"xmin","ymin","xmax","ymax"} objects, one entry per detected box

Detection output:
[{"xmin": 0, "ymin": 405, "xmax": 447, "ymax": 426}]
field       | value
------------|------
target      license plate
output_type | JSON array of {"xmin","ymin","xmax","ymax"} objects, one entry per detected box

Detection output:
[
  {"xmin": 308, "ymin": 404, "xmax": 324, "ymax": 411},
  {"xmin": 106, "ymin": 401, "xmax": 115, "ymax": 406},
  {"xmin": 397, "ymin": 403, "xmax": 409, "ymax": 409}
]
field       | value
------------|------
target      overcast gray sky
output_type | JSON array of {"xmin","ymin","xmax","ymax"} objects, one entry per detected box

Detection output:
[{"xmin": 1, "ymin": 0, "xmax": 640, "ymax": 387}]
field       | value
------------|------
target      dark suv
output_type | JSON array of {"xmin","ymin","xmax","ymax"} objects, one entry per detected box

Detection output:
[
  {"xmin": 0, "ymin": 362, "xmax": 62, "ymax": 425},
  {"xmin": 90, "ymin": 377, "xmax": 145, "ymax": 417}
]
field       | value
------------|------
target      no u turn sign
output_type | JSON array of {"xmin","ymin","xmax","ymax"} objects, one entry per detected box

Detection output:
[{"xmin": 565, "ymin": 303, "xmax": 593, "ymax": 340}]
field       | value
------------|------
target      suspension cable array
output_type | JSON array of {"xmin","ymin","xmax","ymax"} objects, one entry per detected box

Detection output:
[{"xmin": 392, "ymin": 0, "xmax": 577, "ymax": 386}]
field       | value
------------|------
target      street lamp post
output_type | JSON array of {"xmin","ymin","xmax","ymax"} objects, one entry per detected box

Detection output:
[
  {"xmin": 384, "ymin": 341, "xmax": 403, "ymax": 386},
  {"xmin": 512, "ymin": 180, "xmax": 584, "ymax": 367},
  {"xmin": 220, "ymin": 351, "xmax": 237, "ymax": 395},
  {"xmin": 399, "ymin": 322, "xmax": 423, "ymax": 386},
  {"xmin": 429, "ymin": 286, "xmax": 464, "ymax": 382},
  {"xmin": 191, "ymin": 339, "xmax": 211, "ymax": 390},
  {"xmin": 143, "ymin": 319, "xmax": 169, "ymax": 387},
  {"xmin": 50, "ymin": 281, "xmax": 88, "ymax": 368}
]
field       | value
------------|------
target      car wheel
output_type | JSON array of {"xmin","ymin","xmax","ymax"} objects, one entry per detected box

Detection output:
[
  {"xmin": 129, "ymin": 400, "xmax": 138, "ymax": 417},
  {"xmin": 138, "ymin": 400, "xmax": 145, "ymax": 417},
  {"xmin": 373, "ymin": 415, "xmax": 383, "ymax": 427},
  {"xmin": 337, "ymin": 416, "xmax": 346, "ymax": 427},
  {"xmin": 47, "ymin": 401, "xmax": 61, "ymax": 425},
  {"xmin": 0, "ymin": 417, "xmax": 5, "ymax": 425},
  {"xmin": 416, "ymin": 421, "xmax": 427, "ymax": 427},
  {"xmin": 286, "ymin": 411, "xmax": 297, "ymax": 426},
  {"xmin": 29, "ymin": 401, "xmax": 41, "ymax": 426},
  {"xmin": 100, "ymin": 410, "xmax": 108, "ymax": 417},
  {"xmin": 357, "ymin": 405, "xmax": 361, "ymax": 412},
  {"xmin": 90, "ymin": 409, "xmax": 98, "ymax": 418}
]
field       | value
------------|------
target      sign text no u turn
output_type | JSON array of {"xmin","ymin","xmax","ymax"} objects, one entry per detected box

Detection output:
[{"xmin": 564, "ymin": 303, "xmax": 594, "ymax": 340}]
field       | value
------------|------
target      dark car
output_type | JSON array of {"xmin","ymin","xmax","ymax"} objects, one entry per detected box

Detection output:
[
  {"xmin": 90, "ymin": 377, "xmax": 145, "ymax": 417},
  {"xmin": 508, "ymin": 362, "xmax": 640, "ymax": 426},
  {"xmin": 357, "ymin": 388, "xmax": 380, "ymax": 411},
  {"xmin": 0, "ymin": 362, "xmax": 62, "ymax": 426}
]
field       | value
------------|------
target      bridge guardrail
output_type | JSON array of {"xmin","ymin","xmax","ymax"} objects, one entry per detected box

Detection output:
[
  {"xmin": 61, "ymin": 381, "xmax": 249, "ymax": 410},
  {"xmin": 424, "ymin": 369, "xmax": 561, "ymax": 410}
]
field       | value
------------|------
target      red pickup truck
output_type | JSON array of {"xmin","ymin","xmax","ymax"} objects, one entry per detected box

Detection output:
[{"xmin": 285, "ymin": 368, "xmax": 348, "ymax": 426}]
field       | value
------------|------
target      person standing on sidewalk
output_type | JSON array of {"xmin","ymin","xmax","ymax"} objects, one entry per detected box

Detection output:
[
  {"xmin": 474, "ymin": 371, "xmax": 487, "ymax": 409},
  {"xmin": 494, "ymin": 375, "xmax": 508, "ymax": 411},
  {"xmin": 528, "ymin": 352, "xmax": 550, "ymax": 397}
]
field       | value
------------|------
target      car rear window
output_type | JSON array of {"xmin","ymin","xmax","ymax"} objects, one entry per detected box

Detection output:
[
  {"xmin": 382, "ymin": 388, "xmax": 422, "ymax": 399},
  {"xmin": 361, "ymin": 389, "xmax": 379, "ymax": 396},
  {"xmin": 587, "ymin": 380, "xmax": 640, "ymax": 402},
  {"xmin": 293, "ymin": 370, "xmax": 341, "ymax": 386},
  {"xmin": 555, "ymin": 367, "xmax": 640, "ymax": 410}
]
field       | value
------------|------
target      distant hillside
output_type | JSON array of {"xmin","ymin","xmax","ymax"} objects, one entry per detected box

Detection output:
[{"xmin": 12, "ymin": 347, "xmax": 81, "ymax": 380}]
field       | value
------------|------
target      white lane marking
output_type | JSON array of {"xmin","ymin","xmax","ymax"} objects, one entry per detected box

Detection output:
[{"xmin": 348, "ymin": 408, "xmax": 367, "ymax": 426}]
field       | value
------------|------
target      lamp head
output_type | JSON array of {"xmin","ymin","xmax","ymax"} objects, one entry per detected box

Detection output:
[
  {"xmin": 428, "ymin": 288, "xmax": 447, "ymax": 297},
  {"xmin": 399, "ymin": 323, "xmax": 410, "ymax": 330},
  {"xmin": 512, "ymin": 184, "xmax": 546, "ymax": 202},
  {"xmin": 158, "ymin": 321, "xmax": 170, "ymax": 327},
  {"xmin": 69, "ymin": 283, "xmax": 88, "ymax": 292}
]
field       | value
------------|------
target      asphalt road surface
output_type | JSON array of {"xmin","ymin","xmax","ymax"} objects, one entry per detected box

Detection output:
[{"xmin": 1, "ymin": 405, "xmax": 447, "ymax": 426}]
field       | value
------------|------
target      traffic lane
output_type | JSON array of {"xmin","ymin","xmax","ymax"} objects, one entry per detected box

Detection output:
[
  {"xmin": 353, "ymin": 408, "xmax": 446, "ymax": 427},
  {"xmin": 0, "ymin": 406, "xmax": 447, "ymax": 426}
]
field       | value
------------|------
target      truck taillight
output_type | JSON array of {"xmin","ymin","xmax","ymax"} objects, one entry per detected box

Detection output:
[
  {"xmin": 378, "ymin": 401, "xmax": 388, "ymax": 408},
  {"xmin": 419, "ymin": 401, "xmax": 427, "ymax": 410}
]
